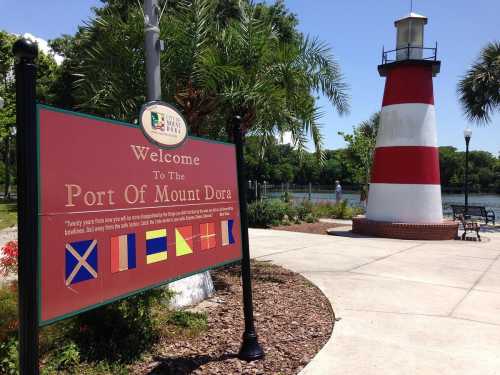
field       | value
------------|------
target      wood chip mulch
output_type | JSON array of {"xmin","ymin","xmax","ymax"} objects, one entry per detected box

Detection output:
[
  {"xmin": 136, "ymin": 261, "xmax": 334, "ymax": 374},
  {"xmin": 272, "ymin": 221, "xmax": 344, "ymax": 235}
]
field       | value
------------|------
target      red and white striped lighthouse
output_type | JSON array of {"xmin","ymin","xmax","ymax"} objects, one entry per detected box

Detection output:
[
  {"xmin": 367, "ymin": 12, "xmax": 442, "ymax": 223},
  {"xmin": 354, "ymin": 12, "xmax": 458, "ymax": 239}
]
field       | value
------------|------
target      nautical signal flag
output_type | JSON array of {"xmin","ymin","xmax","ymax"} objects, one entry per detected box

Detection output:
[
  {"xmin": 200, "ymin": 222, "xmax": 216, "ymax": 250},
  {"xmin": 146, "ymin": 229, "xmax": 168, "ymax": 264},
  {"xmin": 110, "ymin": 234, "xmax": 136, "ymax": 273},
  {"xmin": 175, "ymin": 226, "xmax": 193, "ymax": 256},
  {"xmin": 221, "ymin": 220, "xmax": 235, "ymax": 246},
  {"xmin": 65, "ymin": 239, "xmax": 98, "ymax": 286}
]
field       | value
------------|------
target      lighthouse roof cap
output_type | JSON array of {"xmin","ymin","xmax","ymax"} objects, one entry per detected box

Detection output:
[{"xmin": 395, "ymin": 12, "xmax": 428, "ymax": 26}]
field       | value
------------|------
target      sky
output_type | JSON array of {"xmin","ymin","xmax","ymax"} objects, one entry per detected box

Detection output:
[{"xmin": 0, "ymin": 0, "xmax": 499, "ymax": 154}]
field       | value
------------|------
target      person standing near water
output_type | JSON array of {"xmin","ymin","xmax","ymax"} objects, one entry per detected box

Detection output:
[{"xmin": 335, "ymin": 180, "xmax": 342, "ymax": 204}]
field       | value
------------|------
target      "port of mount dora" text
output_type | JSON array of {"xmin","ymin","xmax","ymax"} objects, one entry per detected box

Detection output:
[
  {"xmin": 62, "ymin": 145, "xmax": 233, "ymax": 208},
  {"xmin": 64, "ymin": 184, "xmax": 233, "ymax": 208}
]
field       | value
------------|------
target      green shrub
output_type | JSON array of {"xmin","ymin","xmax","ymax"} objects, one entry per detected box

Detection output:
[
  {"xmin": 68, "ymin": 288, "xmax": 168, "ymax": 363},
  {"xmin": 42, "ymin": 360, "xmax": 129, "ymax": 375},
  {"xmin": 247, "ymin": 198, "xmax": 364, "ymax": 226},
  {"xmin": 329, "ymin": 200, "xmax": 363, "ymax": 219},
  {"xmin": 305, "ymin": 213, "xmax": 317, "ymax": 223},
  {"xmin": 247, "ymin": 199, "xmax": 289, "ymax": 228},
  {"xmin": 44, "ymin": 341, "xmax": 81, "ymax": 372},
  {"xmin": 0, "ymin": 337, "xmax": 18, "ymax": 375},
  {"xmin": 310, "ymin": 202, "xmax": 335, "ymax": 218},
  {"xmin": 309, "ymin": 200, "xmax": 363, "ymax": 220},
  {"xmin": 333, "ymin": 199, "xmax": 350, "ymax": 219},
  {"xmin": 0, "ymin": 281, "xmax": 188, "ymax": 373},
  {"xmin": 0, "ymin": 284, "xmax": 18, "ymax": 375},
  {"xmin": 296, "ymin": 200, "xmax": 314, "ymax": 221},
  {"xmin": 284, "ymin": 204, "xmax": 298, "ymax": 221}
]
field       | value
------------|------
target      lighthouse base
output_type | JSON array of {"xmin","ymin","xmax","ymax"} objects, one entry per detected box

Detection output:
[{"xmin": 352, "ymin": 217, "xmax": 458, "ymax": 241}]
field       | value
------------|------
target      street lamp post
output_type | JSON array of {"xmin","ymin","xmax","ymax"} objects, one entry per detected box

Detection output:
[{"xmin": 463, "ymin": 128, "xmax": 472, "ymax": 218}]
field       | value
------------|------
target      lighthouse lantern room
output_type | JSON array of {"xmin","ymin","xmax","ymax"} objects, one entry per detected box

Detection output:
[{"xmin": 395, "ymin": 13, "xmax": 427, "ymax": 60}]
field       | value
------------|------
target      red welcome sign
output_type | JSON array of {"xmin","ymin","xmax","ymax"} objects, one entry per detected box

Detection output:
[{"xmin": 37, "ymin": 105, "xmax": 242, "ymax": 325}]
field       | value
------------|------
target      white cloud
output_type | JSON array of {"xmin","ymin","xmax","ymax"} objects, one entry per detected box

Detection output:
[{"xmin": 22, "ymin": 33, "xmax": 64, "ymax": 65}]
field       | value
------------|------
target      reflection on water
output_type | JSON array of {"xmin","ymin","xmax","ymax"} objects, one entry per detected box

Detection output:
[{"xmin": 270, "ymin": 191, "xmax": 500, "ymax": 219}]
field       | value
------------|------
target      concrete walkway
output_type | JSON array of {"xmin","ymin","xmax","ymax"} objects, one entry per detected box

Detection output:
[{"xmin": 250, "ymin": 227, "xmax": 500, "ymax": 375}]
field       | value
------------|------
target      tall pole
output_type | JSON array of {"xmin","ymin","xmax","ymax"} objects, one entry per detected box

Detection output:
[
  {"xmin": 233, "ymin": 116, "xmax": 265, "ymax": 361},
  {"xmin": 144, "ymin": 0, "xmax": 161, "ymax": 101},
  {"xmin": 13, "ymin": 38, "xmax": 39, "ymax": 375},
  {"xmin": 464, "ymin": 136, "xmax": 470, "ymax": 218}
]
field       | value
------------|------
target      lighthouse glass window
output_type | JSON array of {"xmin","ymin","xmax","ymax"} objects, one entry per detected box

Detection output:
[{"xmin": 396, "ymin": 20, "xmax": 424, "ymax": 60}]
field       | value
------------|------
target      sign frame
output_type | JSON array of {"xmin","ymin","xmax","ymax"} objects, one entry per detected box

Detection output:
[{"xmin": 36, "ymin": 104, "xmax": 243, "ymax": 327}]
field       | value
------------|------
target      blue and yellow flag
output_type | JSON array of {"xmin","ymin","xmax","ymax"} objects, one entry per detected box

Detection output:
[{"xmin": 146, "ymin": 229, "xmax": 168, "ymax": 264}]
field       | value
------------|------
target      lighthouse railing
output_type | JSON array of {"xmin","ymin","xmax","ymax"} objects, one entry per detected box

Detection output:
[{"xmin": 381, "ymin": 42, "xmax": 438, "ymax": 64}]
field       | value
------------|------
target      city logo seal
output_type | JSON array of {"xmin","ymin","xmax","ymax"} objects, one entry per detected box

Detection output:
[{"xmin": 139, "ymin": 101, "xmax": 188, "ymax": 148}]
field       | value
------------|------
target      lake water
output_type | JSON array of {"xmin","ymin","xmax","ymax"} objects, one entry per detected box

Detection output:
[{"xmin": 269, "ymin": 191, "xmax": 500, "ymax": 219}]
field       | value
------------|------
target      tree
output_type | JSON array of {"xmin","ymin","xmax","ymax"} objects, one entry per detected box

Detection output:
[
  {"xmin": 338, "ymin": 112, "xmax": 379, "ymax": 191},
  {"xmin": 458, "ymin": 41, "xmax": 500, "ymax": 124},
  {"xmin": 218, "ymin": 0, "xmax": 349, "ymax": 155},
  {"xmin": 439, "ymin": 146, "xmax": 463, "ymax": 188},
  {"xmin": 0, "ymin": 30, "xmax": 61, "ymax": 199},
  {"xmin": 70, "ymin": 0, "xmax": 349, "ymax": 155},
  {"xmin": 0, "ymin": 31, "xmax": 16, "ymax": 200}
]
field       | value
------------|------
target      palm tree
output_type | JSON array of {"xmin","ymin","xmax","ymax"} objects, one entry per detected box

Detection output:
[
  {"xmin": 358, "ymin": 112, "xmax": 379, "ymax": 140},
  {"xmin": 458, "ymin": 41, "xmax": 500, "ymax": 124},
  {"xmin": 72, "ymin": 0, "xmax": 349, "ymax": 154},
  {"xmin": 217, "ymin": 1, "xmax": 349, "ymax": 155}
]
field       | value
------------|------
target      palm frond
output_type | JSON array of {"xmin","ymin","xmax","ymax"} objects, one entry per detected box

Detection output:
[{"xmin": 458, "ymin": 41, "xmax": 500, "ymax": 124}]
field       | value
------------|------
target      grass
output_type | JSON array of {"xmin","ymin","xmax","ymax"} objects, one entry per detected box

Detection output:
[
  {"xmin": 0, "ymin": 203, "xmax": 17, "ymax": 231},
  {"xmin": 166, "ymin": 310, "xmax": 208, "ymax": 332},
  {"xmin": 156, "ymin": 310, "xmax": 209, "ymax": 339}
]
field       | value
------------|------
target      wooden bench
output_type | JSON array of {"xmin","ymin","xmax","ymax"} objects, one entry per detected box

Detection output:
[{"xmin": 451, "ymin": 205, "xmax": 496, "ymax": 225}]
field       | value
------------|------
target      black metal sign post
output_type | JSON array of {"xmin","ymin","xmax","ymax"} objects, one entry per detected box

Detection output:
[
  {"xmin": 13, "ymin": 38, "xmax": 40, "ymax": 375},
  {"xmin": 233, "ymin": 116, "xmax": 265, "ymax": 361}
]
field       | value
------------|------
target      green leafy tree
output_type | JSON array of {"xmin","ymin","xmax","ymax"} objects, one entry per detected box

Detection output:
[
  {"xmin": 215, "ymin": 0, "xmax": 349, "ymax": 155},
  {"xmin": 0, "ymin": 31, "xmax": 60, "ymax": 198},
  {"xmin": 458, "ymin": 41, "xmax": 500, "ymax": 124},
  {"xmin": 0, "ymin": 31, "xmax": 17, "ymax": 198},
  {"xmin": 338, "ymin": 112, "xmax": 379, "ymax": 191},
  {"xmin": 439, "ymin": 146, "xmax": 463, "ymax": 188},
  {"xmin": 70, "ymin": 0, "xmax": 349, "ymax": 154}
]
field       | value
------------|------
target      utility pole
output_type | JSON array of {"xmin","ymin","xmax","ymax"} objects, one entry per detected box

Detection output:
[{"xmin": 144, "ymin": 0, "xmax": 161, "ymax": 101}]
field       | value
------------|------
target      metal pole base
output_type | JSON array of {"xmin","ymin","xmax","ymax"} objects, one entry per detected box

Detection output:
[{"xmin": 238, "ymin": 331, "xmax": 265, "ymax": 361}]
